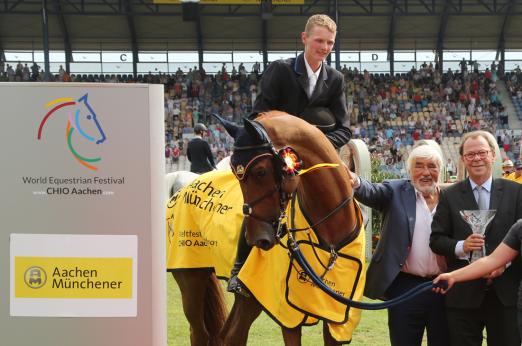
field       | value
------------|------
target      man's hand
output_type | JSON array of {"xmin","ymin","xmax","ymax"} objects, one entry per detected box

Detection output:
[
  {"xmin": 345, "ymin": 166, "xmax": 359, "ymax": 188},
  {"xmin": 433, "ymin": 273, "xmax": 454, "ymax": 294},
  {"xmin": 463, "ymin": 233, "xmax": 485, "ymax": 253}
]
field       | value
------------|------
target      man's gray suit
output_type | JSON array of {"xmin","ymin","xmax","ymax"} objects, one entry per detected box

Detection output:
[
  {"xmin": 354, "ymin": 178, "xmax": 418, "ymax": 299},
  {"xmin": 354, "ymin": 177, "xmax": 448, "ymax": 346}
]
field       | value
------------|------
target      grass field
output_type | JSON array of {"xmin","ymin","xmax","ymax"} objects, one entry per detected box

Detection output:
[
  {"xmin": 167, "ymin": 274, "xmax": 392, "ymax": 346},
  {"xmin": 168, "ymin": 274, "xmax": 491, "ymax": 346}
]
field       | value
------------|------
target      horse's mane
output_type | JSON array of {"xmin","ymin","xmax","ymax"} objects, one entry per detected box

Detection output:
[{"xmin": 255, "ymin": 111, "xmax": 341, "ymax": 167}]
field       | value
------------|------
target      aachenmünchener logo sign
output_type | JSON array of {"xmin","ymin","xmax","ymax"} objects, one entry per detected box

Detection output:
[
  {"xmin": 15, "ymin": 257, "xmax": 133, "ymax": 299},
  {"xmin": 10, "ymin": 234, "xmax": 137, "ymax": 317}
]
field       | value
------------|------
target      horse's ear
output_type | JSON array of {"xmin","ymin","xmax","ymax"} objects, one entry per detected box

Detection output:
[
  {"xmin": 243, "ymin": 118, "xmax": 270, "ymax": 144},
  {"xmin": 211, "ymin": 113, "xmax": 241, "ymax": 139}
]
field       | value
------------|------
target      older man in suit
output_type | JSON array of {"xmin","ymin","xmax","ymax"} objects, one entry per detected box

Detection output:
[
  {"xmin": 349, "ymin": 144, "xmax": 449, "ymax": 346},
  {"xmin": 430, "ymin": 130, "xmax": 522, "ymax": 346}
]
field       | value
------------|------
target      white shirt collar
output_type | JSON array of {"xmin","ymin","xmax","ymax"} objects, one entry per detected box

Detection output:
[
  {"xmin": 304, "ymin": 56, "xmax": 321, "ymax": 80},
  {"xmin": 469, "ymin": 175, "xmax": 493, "ymax": 192}
]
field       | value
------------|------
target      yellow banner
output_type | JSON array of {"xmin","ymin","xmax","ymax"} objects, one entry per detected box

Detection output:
[
  {"xmin": 15, "ymin": 257, "xmax": 133, "ymax": 299},
  {"xmin": 154, "ymin": 0, "xmax": 304, "ymax": 4}
]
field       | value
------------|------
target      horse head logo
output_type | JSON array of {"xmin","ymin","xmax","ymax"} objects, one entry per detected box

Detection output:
[{"xmin": 37, "ymin": 93, "xmax": 107, "ymax": 171}]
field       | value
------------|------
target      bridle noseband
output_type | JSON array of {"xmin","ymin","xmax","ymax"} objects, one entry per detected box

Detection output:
[
  {"xmin": 233, "ymin": 151, "xmax": 290, "ymax": 231},
  {"xmin": 231, "ymin": 128, "xmax": 298, "ymax": 233}
]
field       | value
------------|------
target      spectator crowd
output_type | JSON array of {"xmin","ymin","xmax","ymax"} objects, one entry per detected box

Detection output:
[{"xmin": 1, "ymin": 56, "xmax": 520, "ymax": 174}]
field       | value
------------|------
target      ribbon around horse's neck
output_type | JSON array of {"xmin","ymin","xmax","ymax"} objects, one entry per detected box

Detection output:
[{"xmin": 298, "ymin": 163, "xmax": 339, "ymax": 176}]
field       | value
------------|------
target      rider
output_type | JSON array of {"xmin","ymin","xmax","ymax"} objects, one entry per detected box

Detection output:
[
  {"xmin": 228, "ymin": 13, "xmax": 352, "ymax": 294},
  {"xmin": 187, "ymin": 123, "xmax": 216, "ymax": 174}
]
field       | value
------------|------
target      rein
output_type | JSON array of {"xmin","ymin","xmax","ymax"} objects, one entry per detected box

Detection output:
[
  {"xmin": 286, "ymin": 233, "xmax": 447, "ymax": 310},
  {"xmin": 228, "ymin": 118, "xmax": 447, "ymax": 312},
  {"xmin": 287, "ymin": 192, "xmax": 353, "ymax": 233}
]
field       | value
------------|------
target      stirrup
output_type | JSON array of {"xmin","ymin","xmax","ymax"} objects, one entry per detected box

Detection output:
[{"xmin": 227, "ymin": 276, "xmax": 251, "ymax": 298}]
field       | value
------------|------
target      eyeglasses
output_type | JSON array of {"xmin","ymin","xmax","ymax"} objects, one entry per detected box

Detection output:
[{"xmin": 463, "ymin": 150, "xmax": 490, "ymax": 161}]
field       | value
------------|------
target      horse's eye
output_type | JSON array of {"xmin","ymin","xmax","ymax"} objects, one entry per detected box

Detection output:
[
  {"xmin": 255, "ymin": 169, "xmax": 266, "ymax": 178},
  {"xmin": 86, "ymin": 115, "xmax": 92, "ymax": 120}
]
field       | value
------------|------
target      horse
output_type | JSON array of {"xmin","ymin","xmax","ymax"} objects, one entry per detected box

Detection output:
[
  {"xmin": 168, "ymin": 111, "xmax": 361, "ymax": 346},
  {"xmin": 37, "ymin": 93, "xmax": 107, "ymax": 171},
  {"xmin": 165, "ymin": 171, "xmax": 199, "ymax": 200}
]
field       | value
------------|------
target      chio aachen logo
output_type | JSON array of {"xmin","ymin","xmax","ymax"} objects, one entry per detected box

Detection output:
[
  {"xmin": 24, "ymin": 266, "xmax": 47, "ymax": 289},
  {"xmin": 37, "ymin": 94, "xmax": 107, "ymax": 171}
]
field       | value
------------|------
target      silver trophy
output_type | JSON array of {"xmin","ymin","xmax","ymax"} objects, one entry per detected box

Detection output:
[{"xmin": 459, "ymin": 210, "xmax": 496, "ymax": 262}]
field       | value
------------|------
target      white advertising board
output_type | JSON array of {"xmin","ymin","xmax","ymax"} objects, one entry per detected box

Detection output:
[
  {"xmin": 10, "ymin": 234, "xmax": 138, "ymax": 317},
  {"xmin": 0, "ymin": 83, "xmax": 166, "ymax": 346}
]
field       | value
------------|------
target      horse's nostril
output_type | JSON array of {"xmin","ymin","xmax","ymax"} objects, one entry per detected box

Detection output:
[{"xmin": 256, "ymin": 239, "xmax": 273, "ymax": 251}]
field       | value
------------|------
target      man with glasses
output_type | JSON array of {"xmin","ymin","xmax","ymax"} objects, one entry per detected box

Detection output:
[{"xmin": 430, "ymin": 130, "xmax": 522, "ymax": 346}]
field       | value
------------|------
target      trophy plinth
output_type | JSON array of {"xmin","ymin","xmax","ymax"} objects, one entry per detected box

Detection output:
[{"xmin": 459, "ymin": 210, "xmax": 496, "ymax": 262}]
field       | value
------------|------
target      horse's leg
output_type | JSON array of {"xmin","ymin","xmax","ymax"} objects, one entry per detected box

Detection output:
[
  {"xmin": 282, "ymin": 326, "xmax": 302, "ymax": 346},
  {"xmin": 221, "ymin": 293, "xmax": 262, "ymax": 346},
  {"xmin": 322, "ymin": 321, "xmax": 342, "ymax": 346},
  {"xmin": 173, "ymin": 270, "xmax": 213, "ymax": 346}
]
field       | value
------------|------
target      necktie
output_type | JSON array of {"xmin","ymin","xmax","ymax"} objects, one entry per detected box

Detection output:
[
  {"xmin": 476, "ymin": 185, "xmax": 488, "ymax": 210},
  {"xmin": 309, "ymin": 74, "xmax": 317, "ymax": 98}
]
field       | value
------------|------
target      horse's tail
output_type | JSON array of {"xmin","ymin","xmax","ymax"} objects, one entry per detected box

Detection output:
[{"xmin": 205, "ymin": 273, "xmax": 228, "ymax": 346}]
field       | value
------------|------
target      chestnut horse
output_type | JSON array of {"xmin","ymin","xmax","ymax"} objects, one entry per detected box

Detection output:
[{"xmin": 170, "ymin": 111, "xmax": 359, "ymax": 346}]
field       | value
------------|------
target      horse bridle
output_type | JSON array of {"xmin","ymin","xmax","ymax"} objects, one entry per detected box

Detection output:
[
  {"xmin": 232, "ymin": 147, "xmax": 290, "ymax": 232},
  {"xmin": 232, "ymin": 134, "xmax": 353, "ymax": 244}
]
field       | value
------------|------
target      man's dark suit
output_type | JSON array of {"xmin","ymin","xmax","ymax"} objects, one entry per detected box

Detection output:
[
  {"xmin": 430, "ymin": 177, "xmax": 522, "ymax": 346},
  {"xmin": 252, "ymin": 53, "xmax": 351, "ymax": 149},
  {"xmin": 355, "ymin": 178, "xmax": 448, "ymax": 345},
  {"xmin": 186, "ymin": 137, "xmax": 215, "ymax": 174}
]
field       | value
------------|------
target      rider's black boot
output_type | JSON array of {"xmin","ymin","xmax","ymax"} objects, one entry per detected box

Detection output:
[{"xmin": 227, "ymin": 221, "xmax": 252, "ymax": 297}]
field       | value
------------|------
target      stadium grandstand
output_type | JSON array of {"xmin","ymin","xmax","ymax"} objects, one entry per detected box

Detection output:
[{"xmin": 1, "ymin": 0, "xmax": 522, "ymax": 177}]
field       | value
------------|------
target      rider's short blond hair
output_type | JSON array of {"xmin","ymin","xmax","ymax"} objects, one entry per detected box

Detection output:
[{"xmin": 304, "ymin": 14, "xmax": 337, "ymax": 34}]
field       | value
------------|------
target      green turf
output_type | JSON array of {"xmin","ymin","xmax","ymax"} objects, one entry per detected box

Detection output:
[{"xmin": 167, "ymin": 274, "xmax": 391, "ymax": 346}]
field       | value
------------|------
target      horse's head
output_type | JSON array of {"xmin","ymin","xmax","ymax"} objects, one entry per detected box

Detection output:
[
  {"xmin": 75, "ymin": 93, "xmax": 107, "ymax": 145},
  {"xmin": 213, "ymin": 114, "xmax": 299, "ymax": 251}
]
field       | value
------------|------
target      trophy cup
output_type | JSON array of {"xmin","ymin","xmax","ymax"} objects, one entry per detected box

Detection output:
[{"xmin": 459, "ymin": 210, "xmax": 496, "ymax": 262}]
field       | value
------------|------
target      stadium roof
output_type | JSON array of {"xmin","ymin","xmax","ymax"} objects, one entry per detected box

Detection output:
[{"xmin": 0, "ymin": 0, "xmax": 521, "ymax": 52}]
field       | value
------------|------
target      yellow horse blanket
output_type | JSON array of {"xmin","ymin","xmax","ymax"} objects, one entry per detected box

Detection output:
[
  {"xmin": 166, "ymin": 170, "xmax": 244, "ymax": 278},
  {"xmin": 166, "ymin": 170, "xmax": 366, "ymax": 342},
  {"xmin": 238, "ymin": 197, "xmax": 366, "ymax": 343}
]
